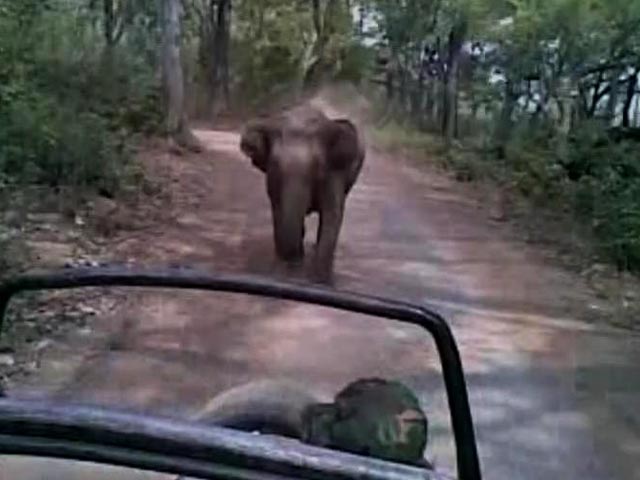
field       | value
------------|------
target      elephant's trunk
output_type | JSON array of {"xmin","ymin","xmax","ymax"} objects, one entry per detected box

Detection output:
[{"xmin": 272, "ymin": 181, "xmax": 310, "ymax": 262}]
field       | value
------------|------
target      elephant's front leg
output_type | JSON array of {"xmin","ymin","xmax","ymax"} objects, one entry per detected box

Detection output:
[{"xmin": 314, "ymin": 180, "xmax": 346, "ymax": 283}]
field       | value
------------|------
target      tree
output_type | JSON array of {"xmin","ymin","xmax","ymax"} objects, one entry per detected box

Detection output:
[
  {"xmin": 187, "ymin": 0, "xmax": 232, "ymax": 117},
  {"xmin": 160, "ymin": 0, "xmax": 201, "ymax": 150},
  {"xmin": 305, "ymin": 0, "xmax": 355, "ymax": 87},
  {"xmin": 622, "ymin": 69, "xmax": 639, "ymax": 128},
  {"xmin": 442, "ymin": 12, "xmax": 468, "ymax": 142}
]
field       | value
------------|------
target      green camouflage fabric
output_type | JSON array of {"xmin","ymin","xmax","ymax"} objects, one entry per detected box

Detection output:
[{"xmin": 302, "ymin": 378, "xmax": 428, "ymax": 465}]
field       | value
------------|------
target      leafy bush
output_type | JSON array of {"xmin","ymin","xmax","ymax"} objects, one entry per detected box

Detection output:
[
  {"xmin": 567, "ymin": 136, "xmax": 640, "ymax": 270},
  {"xmin": 372, "ymin": 121, "xmax": 444, "ymax": 154},
  {"xmin": 504, "ymin": 123, "xmax": 567, "ymax": 199},
  {"xmin": 0, "ymin": 96, "xmax": 127, "ymax": 193},
  {"xmin": 231, "ymin": 0, "xmax": 369, "ymax": 110},
  {"xmin": 502, "ymin": 123, "xmax": 640, "ymax": 271},
  {"xmin": 335, "ymin": 43, "xmax": 375, "ymax": 84},
  {"xmin": 0, "ymin": 1, "xmax": 161, "ymax": 196}
]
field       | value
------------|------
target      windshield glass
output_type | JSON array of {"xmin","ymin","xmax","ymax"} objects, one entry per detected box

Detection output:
[{"xmin": 1, "ymin": 285, "xmax": 456, "ymax": 476}]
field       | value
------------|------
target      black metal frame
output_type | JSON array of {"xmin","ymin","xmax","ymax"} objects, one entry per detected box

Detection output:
[{"xmin": 0, "ymin": 267, "xmax": 481, "ymax": 480}]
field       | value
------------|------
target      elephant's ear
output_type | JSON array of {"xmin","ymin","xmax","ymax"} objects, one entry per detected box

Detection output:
[
  {"xmin": 240, "ymin": 120, "xmax": 279, "ymax": 173},
  {"xmin": 322, "ymin": 119, "xmax": 362, "ymax": 170}
]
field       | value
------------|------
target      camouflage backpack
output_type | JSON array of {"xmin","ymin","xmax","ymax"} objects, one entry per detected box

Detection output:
[{"xmin": 302, "ymin": 378, "xmax": 429, "ymax": 465}]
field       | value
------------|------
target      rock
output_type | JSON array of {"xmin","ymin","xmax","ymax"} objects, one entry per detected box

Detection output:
[
  {"xmin": 34, "ymin": 339, "xmax": 52, "ymax": 352},
  {"xmin": 488, "ymin": 190, "xmax": 508, "ymax": 222},
  {"xmin": 92, "ymin": 197, "xmax": 118, "ymax": 218},
  {"xmin": 26, "ymin": 213, "xmax": 60, "ymax": 224},
  {"xmin": 582, "ymin": 263, "xmax": 609, "ymax": 277},
  {"xmin": 620, "ymin": 274, "xmax": 639, "ymax": 302},
  {"xmin": 623, "ymin": 291, "xmax": 638, "ymax": 302},
  {"xmin": 64, "ymin": 258, "xmax": 101, "ymax": 269},
  {"xmin": 141, "ymin": 178, "xmax": 163, "ymax": 197},
  {"xmin": 3, "ymin": 210, "xmax": 22, "ymax": 228},
  {"xmin": 0, "ymin": 354, "xmax": 15, "ymax": 367},
  {"xmin": 77, "ymin": 327, "xmax": 93, "ymax": 337},
  {"xmin": 60, "ymin": 203, "xmax": 78, "ymax": 221},
  {"xmin": 0, "ymin": 344, "xmax": 14, "ymax": 355},
  {"xmin": 89, "ymin": 197, "xmax": 135, "ymax": 236},
  {"xmin": 78, "ymin": 304, "xmax": 98, "ymax": 316},
  {"xmin": 23, "ymin": 361, "xmax": 38, "ymax": 374},
  {"xmin": 26, "ymin": 241, "xmax": 75, "ymax": 268},
  {"xmin": 168, "ymin": 138, "xmax": 186, "ymax": 156}
]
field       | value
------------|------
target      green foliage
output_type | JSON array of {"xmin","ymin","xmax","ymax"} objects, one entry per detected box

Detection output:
[
  {"xmin": 0, "ymin": 0, "xmax": 161, "ymax": 194},
  {"xmin": 561, "ymin": 129, "xmax": 640, "ymax": 269},
  {"xmin": 363, "ymin": 0, "xmax": 640, "ymax": 273},
  {"xmin": 0, "ymin": 94, "xmax": 126, "ymax": 192},
  {"xmin": 504, "ymin": 122, "xmax": 565, "ymax": 197},
  {"xmin": 372, "ymin": 121, "xmax": 444, "ymax": 155},
  {"xmin": 501, "ymin": 124, "xmax": 640, "ymax": 270},
  {"xmin": 334, "ymin": 42, "xmax": 375, "ymax": 83},
  {"xmin": 230, "ymin": 0, "xmax": 367, "ymax": 109},
  {"xmin": 231, "ymin": 0, "xmax": 314, "ymax": 106}
]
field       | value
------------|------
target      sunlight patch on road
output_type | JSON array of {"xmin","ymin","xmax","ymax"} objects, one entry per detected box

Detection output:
[
  {"xmin": 426, "ymin": 297, "xmax": 610, "ymax": 333},
  {"xmin": 193, "ymin": 129, "xmax": 241, "ymax": 155}
]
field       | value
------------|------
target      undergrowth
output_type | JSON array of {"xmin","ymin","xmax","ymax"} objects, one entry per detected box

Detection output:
[{"xmin": 372, "ymin": 117, "xmax": 640, "ymax": 273}]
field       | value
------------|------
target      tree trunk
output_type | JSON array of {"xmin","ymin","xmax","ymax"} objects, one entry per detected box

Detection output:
[
  {"xmin": 398, "ymin": 64, "xmax": 408, "ymax": 110},
  {"xmin": 210, "ymin": 0, "xmax": 231, "ymax": 115},
  {"xmin": 312, "ymin": 0, "xmax": 322, "ymax": 36},
  {"xmin": 442, "ymin": 57, "xmax": 458, "ymax": 141},
  {"xmin": 161, "ymin": 0, "xmax": 200, "ymax": 151},
  {"xmin": 306, "ymin": 0, "xmax": 327, "ymax": 88},
  {"xmin": 494, "ymin": 78, "xmax": 517, "ymax": 157},
  {"xmin": 385, "ymin": 58, "xmax": 395, "ymax": 102},
  {"xmin": 427, "ymin": 77, "xmax": 440, "ymax": 129},
  {"xmin": 442, "ymin": 19, "xmax": 467, "ymax": 144},
  {"xmin": 413, "ymin": 64, "xmax": 426, "ymax": 125},
  {"xmin": 103, "ymin": 0, "xmax": 116, "ymax": 46},
  {"xmin": 606, "ymin": 70, "xmax": 622, "ymax": 126},
  {"xmin": 101, "ymin": 0, "xmax": 118, "ymax": 76},
  {"xmin": 358, "ymin": 3, "xmax": 365, "ymax": 35},
  {"xmin": 556, "ymin": 77, "xmax": 574, "ymax": 135},
  {"xmin": 622, "ymin": 70, "xmax": 638, "ymax": 128},
  {"xmin": 588, "ymin": 70, "xmax": 604, "ymax": 117},
  {"xmin": 220, "ymin": 1, "xmax": 231, "ymax": 109},
  {"xmin": 197, "ymin": 20, "xmax": 215, "ymax": 118}
]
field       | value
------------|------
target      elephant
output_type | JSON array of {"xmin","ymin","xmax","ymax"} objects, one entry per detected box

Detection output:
[{"xmin": 239, "ymin": 105, "xmax": 365, "ymax": 281}]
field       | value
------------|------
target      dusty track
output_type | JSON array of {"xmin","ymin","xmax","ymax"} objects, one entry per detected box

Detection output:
[{"xmin": 5, "ymin": 98, "xmax": 640, "ymax": 479}]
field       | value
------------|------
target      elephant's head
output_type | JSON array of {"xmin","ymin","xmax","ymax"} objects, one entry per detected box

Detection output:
[{"xmin": 240, "ymin": 109, "xmax": 362, "ymax": 264}]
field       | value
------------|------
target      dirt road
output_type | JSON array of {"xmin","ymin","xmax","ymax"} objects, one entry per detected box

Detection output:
[{"xmin": 5, "ymin": 99, "xmax": 640, "ymax": 480}]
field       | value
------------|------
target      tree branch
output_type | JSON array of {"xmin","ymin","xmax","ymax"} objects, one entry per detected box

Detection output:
[{"xmin": 311, "ymin": 0, "xmax": 322, "ymax": 36}]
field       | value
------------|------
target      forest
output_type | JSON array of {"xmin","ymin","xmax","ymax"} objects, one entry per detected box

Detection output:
[{"xmin": 1, "ymin": 0, "xmax": 639, "ymax": 272}]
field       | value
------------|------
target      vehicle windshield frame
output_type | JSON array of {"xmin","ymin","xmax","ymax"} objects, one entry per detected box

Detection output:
[{"xmin": 0, "ymin": 266, "xmax": 481, "ymax": 480}]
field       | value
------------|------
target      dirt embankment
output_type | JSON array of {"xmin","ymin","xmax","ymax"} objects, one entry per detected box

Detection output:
[{"xmin": 0, "ymin": 141, "xmax": 172, "ymax": 390}]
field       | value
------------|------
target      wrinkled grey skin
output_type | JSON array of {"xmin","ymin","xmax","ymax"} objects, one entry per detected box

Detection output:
[{"xmin": 240, "ymin": 105, "xmax": 365, "ymax": 282}]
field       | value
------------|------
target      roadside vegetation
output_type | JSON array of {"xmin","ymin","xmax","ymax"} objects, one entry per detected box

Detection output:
[{"xmin": 364, "ymin": 0, "xmax": 640, "ymax": 274}]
